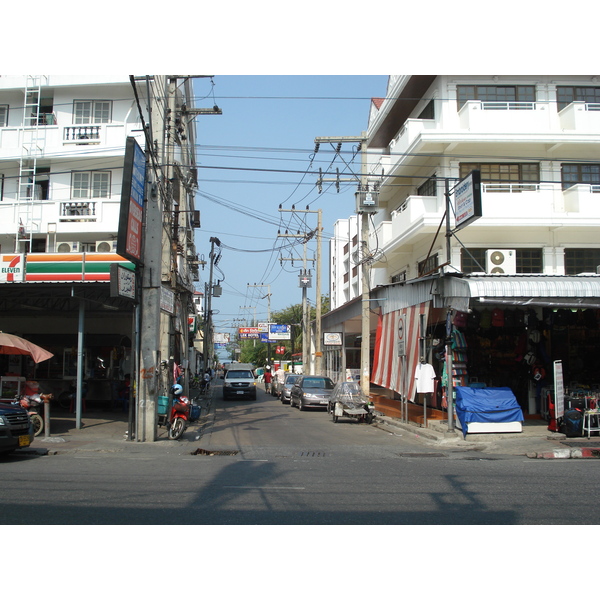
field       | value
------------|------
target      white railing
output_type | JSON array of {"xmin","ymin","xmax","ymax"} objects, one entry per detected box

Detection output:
[
  {"xmin": 482, "ymin": 182, "xmax": 540, "ymax": 193},
  {"xmin": 59, "ymin": 200, "xmax": 98, "ymax": 221},
  {"xmin": 585, "ymin": 103, "xmax": 600, "ymax": 111},
  {"xmin": 63, "ymin": 125, "xmax": 101, "ymax": 143},
  {"xmin": 480, "ymin": 101, "xmax": 536, "ymax": 110}
]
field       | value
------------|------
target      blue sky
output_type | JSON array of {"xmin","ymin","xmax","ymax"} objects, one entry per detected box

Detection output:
[{"xmin": 192, "ymin": 75, "xmax": 388, "ymax": 341}]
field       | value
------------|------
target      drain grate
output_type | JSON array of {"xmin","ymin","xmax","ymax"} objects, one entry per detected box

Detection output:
[
  {"xmin": 397, "ymin": 452, "xmax": 447, "ymax": 458},
  {"xmin": 299, "ymin": 451, "xmax": 326, "ymax": 457},
  {"xmin": 191, "ymin": 448, "xmax": 239, "ymax": 456}
]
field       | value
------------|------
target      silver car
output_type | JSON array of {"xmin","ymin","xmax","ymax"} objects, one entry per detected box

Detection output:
[
  {"xmin": 290, "ymin": 376, "xmax": 335, "ymax": 410},
  {"xmin": 278, "ymin": 374, "xmax": 300, "ymax": 404}
]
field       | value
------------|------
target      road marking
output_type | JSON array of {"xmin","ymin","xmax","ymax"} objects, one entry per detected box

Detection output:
[{"xmin": 222, "ymin": 486, "xmax": 305, "ymax": 490}]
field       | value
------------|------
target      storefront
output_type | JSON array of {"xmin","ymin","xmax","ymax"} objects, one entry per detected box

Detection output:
[{"xmin": 369, "ymin": 273, "xmax": 600, "ymax": 419}]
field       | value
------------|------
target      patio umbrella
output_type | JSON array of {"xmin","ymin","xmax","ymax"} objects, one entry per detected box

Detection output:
[{"xmin": 0, "ymin": 332, "xmax": 54, "ymax": 363}]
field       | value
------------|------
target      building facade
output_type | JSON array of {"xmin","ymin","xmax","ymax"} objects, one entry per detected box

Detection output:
[
  {"xmin": 0, "ymin": 75, "xmax": 201, "ymax": 441},
  {"xmin": 325, "ymin": 75, "xmax": 600, "ymax": 419}
]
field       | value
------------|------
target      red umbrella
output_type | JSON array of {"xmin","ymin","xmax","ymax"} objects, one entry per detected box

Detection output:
[{"xmin": 0, "ymin": 332, "xmax": 54, "ymax": 363}]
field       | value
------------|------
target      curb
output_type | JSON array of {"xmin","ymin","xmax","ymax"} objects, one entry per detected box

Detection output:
[{"xmin": 527, "ymin": 447, "xmax": 600, "ymax": 459}]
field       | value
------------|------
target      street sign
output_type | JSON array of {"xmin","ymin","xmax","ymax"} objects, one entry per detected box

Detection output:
[
  {"xmin": 269, "ymin": 324, "xmax": 291, "ymax": 340},
  {"xmin": 397, "ymin": 315, "xmax": 405, "ymax": 357}
]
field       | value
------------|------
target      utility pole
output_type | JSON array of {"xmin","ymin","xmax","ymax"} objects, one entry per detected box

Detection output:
[
  {"xmin": 314, "ymin": 135, "xmax": 370, "ymax": 394},
  {"xmin": 247, "ymin": 283, "xmax": 272, "ymax": 363},
  {"xmin": 203, "ymin": 236, "xmax": 220, "ymax": 374},
  {"xmin": 278, "ymin": 206, "xmax": 320, "ymax": 375}
]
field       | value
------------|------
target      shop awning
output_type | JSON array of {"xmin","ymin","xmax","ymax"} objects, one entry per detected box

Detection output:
[{"xmin": 442, "ymin": 274, "xmax": 600, "ymax": 310}]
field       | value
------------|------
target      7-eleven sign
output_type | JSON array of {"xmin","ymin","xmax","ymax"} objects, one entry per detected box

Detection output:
[{"xmin": 0, "ymin": 255, "xmax": 25, "ymax": 282}]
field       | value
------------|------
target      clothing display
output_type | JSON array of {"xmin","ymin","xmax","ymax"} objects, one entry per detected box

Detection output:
[{"xmin": 414, "ymin": 362, "xmax": 436, "ymax": 394}]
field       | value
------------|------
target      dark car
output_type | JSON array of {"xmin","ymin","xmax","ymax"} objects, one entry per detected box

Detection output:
[
  {"xmin": 278, "ymin": 373, "xmax": 300, "ymax": 404},
  {"xmin": 0, "ymin": 401, "xmax": 33, "ymax": 456},
  {"xmin": 290, "ymin": 376, "xmax": 335, "ymax": 410}
]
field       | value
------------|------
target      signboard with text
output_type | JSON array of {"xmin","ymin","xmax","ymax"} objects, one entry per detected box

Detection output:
[
  {"xmin": 117, "ymin": 137, "xmax": 146, "ymax": 264},
  {"xmin": 454, "ymin": 170, "xmax": 482, "ymax": 231}
]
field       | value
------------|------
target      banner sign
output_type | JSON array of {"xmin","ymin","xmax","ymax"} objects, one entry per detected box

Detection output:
[
  {"xmin": 239, "ymin": 327, "xmax": 260, "ymax": 339},
  {"xmin": 117, "ymin": 137, "xmax": 146, "ymax": 264}
]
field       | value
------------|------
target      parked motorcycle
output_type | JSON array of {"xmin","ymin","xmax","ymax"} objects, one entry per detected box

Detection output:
[
  {"xmin": 17, "ymin": 392, "xmax": 52, "ymax": 437},
  {"xmin": 167, "ymin": 384, "xmax": 190, "ymax": 440}
]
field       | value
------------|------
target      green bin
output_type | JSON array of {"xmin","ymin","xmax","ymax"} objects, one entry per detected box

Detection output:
[{"xmin": 157, "ymin": 395, "xmax": 170, "ymax": 416}]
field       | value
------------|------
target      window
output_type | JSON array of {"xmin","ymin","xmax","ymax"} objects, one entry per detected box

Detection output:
[
  {"xmin": 461, "ymin": 248, "xmax": 543, "ymax": 274},
  {"xmin": 457, "ymin": 85, "xmax": 536, "ymax": 110},
  {"xmin": 561, "ymin": 163, "xmax": 600, "ymax": 190},
  {"xmin": 564, "ymin": 249, "xmax": 600, "ymax": 275},
  {"xmin": 516, "ymin": 249, "xmax": 543, "ymax": 273},
  {"xmin": 417, "ymin": 175, "xmax": 437, "ymax": 197},
  {"xmin": 460, "ymin": 163, "xmax": 539, "ymax": 191},
  {"xmin": 557, "ymin": 86, "xmax": 600, "ymax": 111},
  {"xmin": 0, "ymin": 105, "xmax": 8, "ymax": 127},
  {"xmin": 418, "ymin": 99, "xmax": 435, "ymax": 119},
  {"xmin": 71, "ymin": 171, "xmax": 111, "ymax": 198},
  {"xmin": 73, "ymin": 100, "xmax": 112, "ymax": 124},
  {"xmin": 418, "ymin": 254, "xmax": 438, "ymax": 276}
]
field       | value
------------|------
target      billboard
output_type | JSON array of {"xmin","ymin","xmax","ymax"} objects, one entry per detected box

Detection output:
[{"xmin": 117, "ymin": 137, "xmax": 146, "ymax": 264}]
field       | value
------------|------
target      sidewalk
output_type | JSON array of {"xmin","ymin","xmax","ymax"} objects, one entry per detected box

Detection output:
[
  {"xmin": 16, "ymin": 392, "xmax": 600, "ymax": 459},
  {"xmin": 18, "ymin": 391, "xmax": 215, "ymax": 456},
  {"xmin": 373, "ymin": 414, "xmax": 600, "ymax": 459}
]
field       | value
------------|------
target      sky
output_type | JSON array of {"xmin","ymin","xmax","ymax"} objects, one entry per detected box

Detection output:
[{"xmin": 191, "ymin": 75, "xmax": 389, "ymax": 345}]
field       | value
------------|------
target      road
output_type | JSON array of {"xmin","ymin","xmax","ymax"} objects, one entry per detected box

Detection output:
[{"xmin": 1, "ymin": 383, "xmax": 599, "ymax": 526}]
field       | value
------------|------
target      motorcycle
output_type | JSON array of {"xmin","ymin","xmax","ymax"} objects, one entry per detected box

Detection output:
[
  {"xmin": 17, "ymin": 393, "xmax": 52, "ymax": 437},
  {"xmin": 167, "ymin": 384, "xmax": 190, "ymax": 440}
]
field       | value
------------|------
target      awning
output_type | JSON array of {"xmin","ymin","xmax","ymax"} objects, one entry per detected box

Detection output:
[
  {"xmin": 442, "ymin": 274, "xmax": 600, "ymax": 310},
  {"xmin": 371, "ymin": 301, "xmax": 430, "ymax": 401}
]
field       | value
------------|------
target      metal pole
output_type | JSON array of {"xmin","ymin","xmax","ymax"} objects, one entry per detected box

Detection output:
[
  {"xmin": 315, "ymin": 209, "xmax": 322, "ymax": 375},
  {"xmin": 444, "ymin": 178, "xmax": 455, "ymax": 432},
  {"xmin": 76, "ymin": 298, "xmax": 85, "ymax": 429}
]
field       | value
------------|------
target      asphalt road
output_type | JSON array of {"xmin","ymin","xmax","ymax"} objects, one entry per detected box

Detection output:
[{"xmin": 1, "ymin": 384, "xmax": 599, "ymax": 526}]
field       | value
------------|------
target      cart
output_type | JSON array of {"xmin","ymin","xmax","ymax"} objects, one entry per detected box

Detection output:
[{"xmin": 327, "ymin": 381, "xmax": 375, "ymax": 424}]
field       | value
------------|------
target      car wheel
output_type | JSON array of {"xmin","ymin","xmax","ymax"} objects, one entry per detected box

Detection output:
[{"xmin": 298, "ymin": 398, "xmax": 304, "ymax": 411}]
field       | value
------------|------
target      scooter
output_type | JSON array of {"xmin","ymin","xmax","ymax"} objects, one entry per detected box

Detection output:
[
  {"xmin": 17, "ymin": 393, "xmax": 52, "ymax": 437},
  {"xmin": 167, "ymin": 384, "xmax": 190, "ymax": 440}
]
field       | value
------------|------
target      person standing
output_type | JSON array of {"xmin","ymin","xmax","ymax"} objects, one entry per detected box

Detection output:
[{"xmin": 263, "ymin": 367, "xmax": 272, "ymax": 394}]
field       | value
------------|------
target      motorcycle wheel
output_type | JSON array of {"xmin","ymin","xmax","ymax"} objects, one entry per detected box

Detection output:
[
  {"xmin": 168, "ymin": 417, "xmax": 186, "ymax": 440},
  {"xmin": 31, "ymin": 413, "xmax": 44, "ymax": 437}
]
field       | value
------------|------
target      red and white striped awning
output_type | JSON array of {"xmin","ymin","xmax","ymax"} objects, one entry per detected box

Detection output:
[{"xmin": 371, "ymin": 301, "xmax": 430, "ymax": 401}]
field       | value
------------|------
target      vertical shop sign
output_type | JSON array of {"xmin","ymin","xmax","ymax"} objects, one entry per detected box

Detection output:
[{"xmin": 117, "ymin": 137, "xmax": 146, "ymax": 265}]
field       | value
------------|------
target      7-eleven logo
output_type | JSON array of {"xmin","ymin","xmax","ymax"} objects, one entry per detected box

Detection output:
[{"xmin": 0, "ymin": 255, "xmax": 25, "ymax": 282}]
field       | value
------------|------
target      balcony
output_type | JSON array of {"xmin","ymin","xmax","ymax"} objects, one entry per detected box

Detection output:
[
  {"xmin": 63, "ymin": 125, "xmax": 101, "ymax": 144},
  {"xmin": 391, "ymin": 195, "xmax": 444, "ymax": 240},
  {"xmin": 59, "ymin": 201, "xmax": 98, "ymax": 221},
  {"xmin": 563, "ymin": 183, "xmax": 600, "ymax": 213},
  {"xmin": 458, "ymin": 100, "xmax": 552, "ymax": 133},
  {"xmin": 558, "ymin": 102, "xmax": 600, "ymax": 132}
]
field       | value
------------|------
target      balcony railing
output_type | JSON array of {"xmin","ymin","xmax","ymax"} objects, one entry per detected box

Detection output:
[
  {"xmin": 482, "ymin": 182, "xmax": 540, "ymax": 193},
  {"xmin": 59, "ymin": 201, "xmax": 97, "ymax": 221},
  {"xmin": 63, "ymin": 126, "xmax": 101, "ymax": 143}
]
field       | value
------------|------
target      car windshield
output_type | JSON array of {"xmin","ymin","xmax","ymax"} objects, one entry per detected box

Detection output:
[
  {"xmin": 285, "ymin": 376, "xmax": 299, "ymax": 384},
  {"xmin": 302, "ymin": 378, "xmax": 334, "ymax": 389},
  {"xmin": 226, "ymin": 371, "xmax": 253, "ymax": 379}
]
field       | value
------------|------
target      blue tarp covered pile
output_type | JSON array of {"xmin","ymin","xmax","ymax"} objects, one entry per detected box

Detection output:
[{"xmin": 455, "ymin": 387, "xmax": 524, "ymax": 437}]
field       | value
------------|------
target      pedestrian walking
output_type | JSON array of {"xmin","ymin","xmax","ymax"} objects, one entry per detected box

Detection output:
[{"xmin": 263, "ymin": 368, "xmax": 272, "ymax": 393}]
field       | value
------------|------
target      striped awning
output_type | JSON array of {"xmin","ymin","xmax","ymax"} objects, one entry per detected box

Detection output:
[{"xmin": 371, "ymin": 301, "xmax": 430, "ymax": 401}]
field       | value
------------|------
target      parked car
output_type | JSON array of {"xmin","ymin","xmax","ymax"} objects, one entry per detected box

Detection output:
[
  {"xmin": 290, "ymin": 376, "xmax": 335, "ymax": 410},
  {"xmin": 221, "ymin": 367, "xmax": 257, "ymax": 401},
  {"xmin": 278, "ymin": 373, "xmax": 301, "ymax": 404},
  {"xmin": 0, "ymin": 400, "xmax": 34, "ymax": 456}
]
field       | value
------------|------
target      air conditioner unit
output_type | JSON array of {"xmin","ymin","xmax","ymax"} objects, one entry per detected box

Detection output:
[
  {"xmin": 56, "ymin": 241, "xmax": 80, "ymax": 253},
  {"xmin": 486, "ymin": 249, "xmax": 517, "ymax": 274},
  {"xmin": 96, "ymin": 240, "xmax": 117, "ymax": 253}
]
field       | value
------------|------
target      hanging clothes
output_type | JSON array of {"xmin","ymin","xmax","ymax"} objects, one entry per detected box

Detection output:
[{"xmin": 414, "ymin": 362, "xmax": 436, "ymax": 394}]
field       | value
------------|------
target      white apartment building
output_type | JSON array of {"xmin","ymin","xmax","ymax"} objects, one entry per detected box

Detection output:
[
  {"xmin": 0, "ymin": 75, "xmax": 201, "ymax": 440},
  {"xmin": 325, "ymin": 75, "xmax": 600, "ymax": 420}
]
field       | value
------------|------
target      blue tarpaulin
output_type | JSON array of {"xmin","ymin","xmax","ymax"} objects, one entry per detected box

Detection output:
[{"xmin": 455, "ymin": 387, "xmax": 524, "ymax": 437}]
